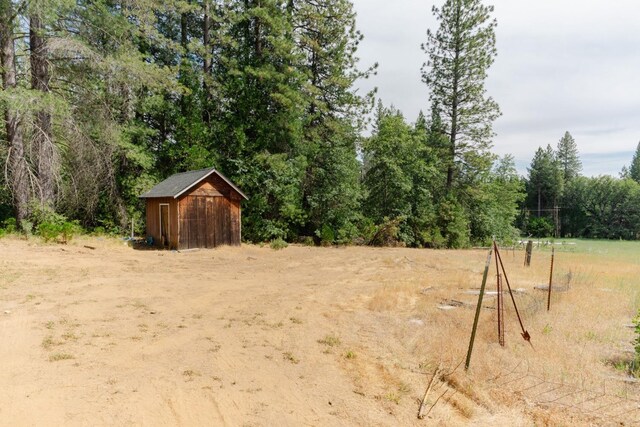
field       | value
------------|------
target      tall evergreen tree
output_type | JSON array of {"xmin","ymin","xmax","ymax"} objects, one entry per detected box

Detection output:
[
  {"xmin": 214, "ymin": 0, "xmax": 308, "ymax": 240},
  {"xmin": 421, "ymin": 0, "xmax": 501, "ymax": 190},
  {"xmin": 556, "ymin": 131, "xmax": 582, "ymax": 183},
  {"xmin": 29, "ymin": 1, "xmax": 57, "ymax": 207},
  {"xmin": 629, "ymin": 141, "xmax": 640, "ymax": 184},
  {"xmin": 526, "ymin": 145, "xmax": 563, "ymax": 217},
  {"xmin": 362, "ymin": 104, "xmax": 414, "ymax": 223},
  {"xmin": 292, "ymin": 0, "xmax": 374, "ymax": 242},
  {"xmin": 0, "ymin": 0, "xmax": 29, "ymax": 223}
]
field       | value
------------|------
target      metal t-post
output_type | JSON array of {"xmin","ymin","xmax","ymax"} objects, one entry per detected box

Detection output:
[{"xmin": 465, "ymin": 248, "xmax": 493, "ymax": 371}]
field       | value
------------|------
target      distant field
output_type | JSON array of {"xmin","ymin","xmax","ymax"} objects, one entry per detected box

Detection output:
[
  {"xmin": 0, "ymin": 236, "xmax": 639, "ymax": 426},
  {"xmin": 535, "ymin": 238, "xmax": 640, "ymax": 262}
]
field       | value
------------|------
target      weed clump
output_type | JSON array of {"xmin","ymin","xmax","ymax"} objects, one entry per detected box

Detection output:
[
  {"xmin": 317, "ymin": 335, "xmax": 341, "ymax": 347},
  {"xmin": 270, "ymin": 238, "xmax": 288, "ymax": 250},
  {"xmin": 49, "ymin": 353, "xmax": 74, "ymax": 362}
]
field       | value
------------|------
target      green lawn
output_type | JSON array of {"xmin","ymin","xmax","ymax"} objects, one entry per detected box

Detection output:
[{"xmin": 526, "ymin": 238, "xmax": 640, "ymax": 264}]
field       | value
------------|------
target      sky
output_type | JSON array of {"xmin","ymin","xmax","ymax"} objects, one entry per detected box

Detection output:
[{"xmin": 350, "ymin": 0, "xmax": 640, "ymax": 177}]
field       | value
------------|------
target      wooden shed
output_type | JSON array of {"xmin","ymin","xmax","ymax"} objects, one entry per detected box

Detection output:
[{"xmin": 140, "ymin": 167, "xmax": 248, "ymax": 249}]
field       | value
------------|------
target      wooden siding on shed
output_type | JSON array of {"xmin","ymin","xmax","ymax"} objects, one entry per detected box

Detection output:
[
  {"xmin": 145, "ymin": 197, "xmax": 179, "ymax": 249},
  {"xmin": 146, "ymin": 172, "xmax": 243, "ymax": 250},
  {"xmin": 177, "ymin": 175, "xmax": 242, "ymax": 249},
  {"xmin": 178, "ymin": 195, "xmax": 240, "ymax": 249}
]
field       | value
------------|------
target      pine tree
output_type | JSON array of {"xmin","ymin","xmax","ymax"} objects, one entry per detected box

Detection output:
[
  {"xmin": 468, "ymin": 155, "xmax": 524, "ymax": 243},
  {"xmin": 629, "ymin": 141, "xmax": 640, "ymax": 184},
  {"xmin": 556, "ymin": 131, "xmax": 582, "ymax": 182},
  {"xmin": 213, "ymin": 0, "xmax": 308, "ymax": 240},
  {"xmin": 0, "ymin": 0, "xmax": 29, "ymax": 223},
  {"xmin": 52, "ymin": 0, "xmax": 178, "ymax": 228},
  {"xmin": 421, "ymin": 0, "xmax": 501, "ymax": 189},
  {"xmin": 29, "ymin": 2, "xmax": 56, "ymax": 207},
  {"xmin": 362, "ymin": 104, "xmax": 414, "ymax": 224},
  {"xmin": 526, "ymin": 145, "xmax": 563, "ymax": 217},
  {"xmin": 292, "ymin": 0, "xmax": 374, "ymax": 242}
]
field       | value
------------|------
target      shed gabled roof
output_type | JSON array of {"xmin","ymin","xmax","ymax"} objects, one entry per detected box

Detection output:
[{"xmin": 139, "ymin": 167, "xmax": 248, "ymax": 200}]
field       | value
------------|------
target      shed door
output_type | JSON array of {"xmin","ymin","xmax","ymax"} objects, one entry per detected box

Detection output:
[{"xmin": 159, "ymin": 204, "xmax": 169, "ymax": 247}]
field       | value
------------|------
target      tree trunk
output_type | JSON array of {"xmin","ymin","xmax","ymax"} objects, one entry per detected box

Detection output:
[
  {"xmin": 446, "ymin": 2, "xmax": 462, "ymax": 190},
  {"xmin": 1, "ymin": 1, "xmax": 29, "ymax": 223},
  {"xmin": 202, "ymin": 0, "xmax": 211, "ymax": 124},
  {"xmin": 30, "ymin": 14, "xmax": 56, "ymax": 207},
  {"xmin": 180, "ymin": 11, "xmax": 188, "ymax": 116}
]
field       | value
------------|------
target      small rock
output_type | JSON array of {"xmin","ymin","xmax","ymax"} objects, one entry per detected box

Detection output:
[{"xmin": 3, "ymin": 310, "xmax": 11, "ymax": 315}]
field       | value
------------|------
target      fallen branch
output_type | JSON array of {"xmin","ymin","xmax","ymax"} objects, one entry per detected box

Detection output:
[{"xmin": 418, "ymin": 364, "xmax": 441, "ymax": 419}]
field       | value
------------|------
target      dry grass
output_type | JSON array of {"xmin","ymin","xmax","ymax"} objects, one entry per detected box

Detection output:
[
  {"xmin": 1, "ymin": 236, "xmax": 639, "ymax": 425},
  {"xmin": 48, "ymin": 353, "xmax": 74, "ymax": 362},
  {"xmin": 353, "ymin": 241, "xmax": 640, "ymax": 424}
]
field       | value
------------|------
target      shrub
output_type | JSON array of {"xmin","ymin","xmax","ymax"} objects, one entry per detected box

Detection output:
[
  {"xmin": 269, "ymin": 238, "xmax": 288, "ymax": 250},
  {"xmin": 367, "ymin": 216, "xmax": 405, "ymax": 247},
  {"xmin": 20, "ymin": 220, "xmax": 34, "ymax": 237},
  {"xmin": 37, "ymin": 220, "xmax": 81, "ymax": 243},
  {"xmin": 318, "ymin": 224, "xmax": 335, "ymax": 246},
  {"xmin": 30, "ymin": 205, "xmax": 82, "ymax": 243},
  {"xmin": 527, "ymin": 216, "xmax": 554, "ymax": 237},
  {"xmin": 3, "ymin": 218, "xmax": 17, "ymax": 233},
  {"xmin": 297, "ymin": 236, "xmax": 315, "ymax": 246}
]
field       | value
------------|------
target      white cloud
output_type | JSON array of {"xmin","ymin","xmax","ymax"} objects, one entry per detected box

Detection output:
[{"xmin": 352, "ymin": 0, "xmax": 640, "ymax": 176}]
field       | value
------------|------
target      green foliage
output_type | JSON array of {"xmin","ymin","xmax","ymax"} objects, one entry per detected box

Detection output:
[
  {"xmin": 436, "ymin": 197, "xmax": 469, "ymax": 248},
  {"xmin": 37, "ymin": 220, "xmax": 81, "ymax": 244},
  {"xmin": 298, "ymin": 236, "xmax": 315, "ymax": 246},
  {"xmin": 269, "ymin": 238, "xmax": 288, "ymax": 250},
  {"xmin": 561, "ymin": 177, "xmax": 589, "ymax": 237},
  {"xmin": 241, "ymin": 153, "xmax": 307, "ymax": 242},
  {"xmin": 527, "ymin": 217, "xmax": 554, "ymax": 238},
  {"xmin": 1, "ymin": 0, "xmax": 603, "ymax": 248},
  {"xmin": 421, "ymin": 0, "xmax": 501, "ymax": 189},
  {"xmin": 29, "ymin": 206, "xmax": 82, "ymax": 243},
  {"xmin": 526, "ymin": 145, "xmax": 564, "ymax": 216},
  {"xmin": 471, "ymin": 155, "xmax": 524, "ymax": 244},
  {"xmin": 362, "ymin": 105, "xmax": 415, "ymax": 223},
  {"xmin": 20, "ymin": 220, "xmax": 34, "ymax": 237},
  {"xmin": 317, "ymin": 224, "xmax": 335, "ymax": 246},
  {"xmin": 367, "ymin": 216, "xmax": 405, "ymax": 247},
  {"xmin": 3, "ymin": 218, "xmax": 17, "ymax": 234},
  {"xmin": 629, "ymin": 142, "xmax": 640, "ymax": 184},
  {"xmin": 363, "ymin": 104, "xmax": 443, "ymax": 247},
  {"xmin": 557, "ymin": 131, "xmax": 582, "ymax": 182},
  {"xmin": 580, "ymin": 176, "xmax": 640, "ymax": 239}
]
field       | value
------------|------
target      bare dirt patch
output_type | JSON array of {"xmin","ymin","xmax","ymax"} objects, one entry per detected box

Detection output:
[{"xmin": 1, "ymin": 237, "xmax": 638, "ymax": 425}]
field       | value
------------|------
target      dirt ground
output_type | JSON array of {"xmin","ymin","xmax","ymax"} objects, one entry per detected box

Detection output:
[{"xmin": 1, "ymin": 237, "xmax": 638, "ymax": 426}]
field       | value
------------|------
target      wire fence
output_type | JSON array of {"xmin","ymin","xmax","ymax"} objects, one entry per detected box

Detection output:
[{"xmin": 487, "ymin": 362, "xmax": 640, "ymax": 424}]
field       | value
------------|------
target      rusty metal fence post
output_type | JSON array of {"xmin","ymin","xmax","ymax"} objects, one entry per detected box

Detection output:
[
  {"xmin": 547, "ymin": 247, "xmax": 555, "ymax": 311},
  {"xmin": 465, "ymin": 248, "xmax": 493, "ymax": 371}
]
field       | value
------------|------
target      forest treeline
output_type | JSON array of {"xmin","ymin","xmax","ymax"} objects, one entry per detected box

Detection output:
[{"xmin": 0, "ymin": 0, "xmax": 638, "ymax": 246}]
